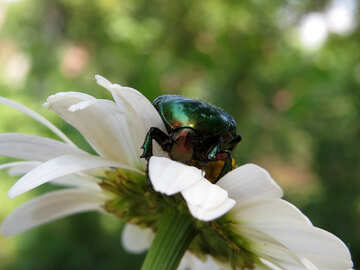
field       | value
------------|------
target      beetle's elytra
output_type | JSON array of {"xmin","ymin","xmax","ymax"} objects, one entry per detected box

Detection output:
[{"xmin": 141, "ymin": 95, "xmax": 241, "ymax": 182}]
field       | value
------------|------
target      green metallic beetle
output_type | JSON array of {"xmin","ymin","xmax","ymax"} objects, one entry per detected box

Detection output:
[{"xmin": 141, "ymin": 95, "xmax": 242, "ymax": 182}]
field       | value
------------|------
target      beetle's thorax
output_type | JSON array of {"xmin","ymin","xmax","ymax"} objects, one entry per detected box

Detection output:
[{"xmin": 154, "ymin": 94, "xmax": 237, "ymax": 137}]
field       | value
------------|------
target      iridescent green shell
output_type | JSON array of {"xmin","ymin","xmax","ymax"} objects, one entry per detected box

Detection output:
[{"xmin": 153, "ymin": 95, "xmax": 237, "ymax": 137}]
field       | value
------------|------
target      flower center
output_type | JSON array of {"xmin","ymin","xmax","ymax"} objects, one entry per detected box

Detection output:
[
  {"xmin": 100, "ymin": 169, "xmax": 166, "ymax": 228},
  {"xmin": 100, "ymin": 167, "xmax": 257, "ymax": 269}
]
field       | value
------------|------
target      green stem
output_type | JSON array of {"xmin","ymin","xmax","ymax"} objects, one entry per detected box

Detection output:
[{"xmin": 141, "ymin": 210, "xmax": 197, "ymax": 270}]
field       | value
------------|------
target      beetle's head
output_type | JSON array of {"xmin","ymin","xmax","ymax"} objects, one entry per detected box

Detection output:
[{"xmin": 169, "ymin": 128, "xmax": 196, "ymax": 163}]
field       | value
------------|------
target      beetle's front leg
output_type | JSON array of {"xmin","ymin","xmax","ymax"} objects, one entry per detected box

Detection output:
[
  {"xmin": 217, "ymin": 151, "xmax": 232, "ymax": 180},
  {"xmin": 141, "ymin": 127, "xmax": 172, "ymax": 186},
  {"xmin": 206, "ymin": 142, "xmax": 232, "ymax": 180},
  {"xmin": 140, "ymin": 127, "xmax": 171, "ymax": 160}
]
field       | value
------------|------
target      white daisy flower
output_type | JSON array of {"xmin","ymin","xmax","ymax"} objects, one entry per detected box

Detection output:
[
  {"xmin": 0, "ymin": 75, "xmax": 353, "ymax": 270},
  {"xmin": 123, "ymin": 156, "xmax": 354, "ymax": 270}
]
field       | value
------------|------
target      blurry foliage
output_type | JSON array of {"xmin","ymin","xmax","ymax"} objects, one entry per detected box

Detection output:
[{"xmin": 0, "ymin": 0, "xmax": 359, "ymax": 268}]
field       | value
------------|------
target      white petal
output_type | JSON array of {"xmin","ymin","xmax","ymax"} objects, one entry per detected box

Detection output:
[
  {"xmin": 149, "ymin": 157, "xmax": 203, "ymax": 195},
  {"xmin": 51, "ymin": 174, "xmax": 101, "ymax": 190},
  {"xmin": 94, "ymin": 75, "xmax": 164, "ymax": 129},
  {"xmin": 94, "ymin": 75, "xmax": 119, "ymax": 101},
  {"xmin": 0, "ymin": 97, "xmax": 75, "ymax": 146},
  {"xmin": 237, "ymin": 226, "xmax": 305, "ymax": 270},
  {"xmin": 178, "ymin": 253, "xmax": 221, "ymax": 270},
  {"xmin": 236, "ymin": 203, "xmax": 351, "ymax": 270},
  {"xmin": 0, "ymin": 133, "xmax": 85, "ymax": 161},
  {"xmin": 217, "ymin": 164, "xmax": 283, "ymax": 206},
  {"xmin": 0, "ymin": 161, "xmax": 41, "ymax": 176},
  {"xmin": 232, "ymin": 200, "xmax": 314, "ymax": 269},
  {"xmin": 1, "ymin": 188, "xmax": 104, "ymax": 236},
  {"xmin": 233, "ymin": 199, "xmax": 312, "ymax": 227},
  {"xmin": 186, "ymin": 198, "xmax": 236, "ymax": 222},
  {"xmin": 44, "ymin": 91, "xmax": 95, "ymax": 107},
  {"xmin": 181, "ymin": 177, "xmax": 239, "ymax": 220},
  {"xmin": 255, "ymin": 224, "xmax": 353, "ymax": 270},
  {"xmin": 95, "ymin": 75, "xmax": 167, "ymax": 158},
  {"xmin": 149, "ymin": 157, "xmax": 235, "ymax": 221},
  {"xmin": 121, "ymin": 223, "xmax": 154, "ymax": 253},
  {"xmin": 8, "ymin": 153, "xmax": 142, "ymax": 198},
  {"xmin": 68, "ymin": 100, "xmax": 97, "ymax": 112},
  {"xmin": 235, "ymin": 199, "xmax": 350, "ymax": 269},
  {"xmin": 253, "ymin": 261, "xmax": 274, "ymax": 270},
  {"xmin": 301, "ymin": 258, "xmax": 319, "ymax": 270},
  {"xmin": 181, "ymin": 178, "xmax": 228, "ymax": 210},
  {"xmin": 45, "ymin": 92, "xmax": 140, "ymax": 166},
  {"xmin": 259, "ymin": 258, "xmax": 284, "ymax": 270}
]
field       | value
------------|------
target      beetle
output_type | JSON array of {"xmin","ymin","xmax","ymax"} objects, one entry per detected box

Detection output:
[{"xmin": 141, "ymin": 95, "xmax": 241, "ymax": 182}]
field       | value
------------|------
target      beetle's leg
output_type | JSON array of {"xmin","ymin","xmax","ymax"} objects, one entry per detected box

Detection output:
[
  {"xmin": 217, "ymin": 151, "xmax": 232, "ymax": 180},
  {"xmin": 144, "ymin": 159, "xmax": 152, "ymax": 186},
  {"xmin": 141, "ymin": 127, "xmax": 172, "ymax": 186},
  {"xmin": 207, "ymin": 135, "xmax": 240, "ymax": 180},
  {"xmin": 140, "ymin": 127, "xmax": 171, "ymax": 160},
  {"xmin": 200, "ymin": 161, "xmax": 209, "ymax": 171},
  {"xmin": 207, "ymin": 142, "xmax": 233, "ymax": 180}
]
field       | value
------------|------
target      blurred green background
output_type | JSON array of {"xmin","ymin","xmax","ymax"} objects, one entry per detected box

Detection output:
[{"xmin": 0, "ymin": 0, "xmax": 359, "ymax": 269}]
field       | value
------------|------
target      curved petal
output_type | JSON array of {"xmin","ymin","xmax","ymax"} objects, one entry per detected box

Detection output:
[
  {"xmin": 149, "ymin": 157, "xmax": 235, "ymax": 221},
  {"xmin": 233, "ymin": 198, "xmax": 352, "ymax": 269},
  {"xmin": 182, "ymin": 178, "xmax": 236, "ymax": 221},
  {"xmin": 149, "ymin": 157, "xmax": 203, "ymax": 195},
  {"xmin": 121, "ymin": 223, "xmax": 154, "ymax": 253},
  {"xmin": 255, "ymin": 224, "xmax": 353, "ymax": 270},
  {"xmin": 45, "ymin": 92, "xmax": 140, "ymax": 167},
  {"xmin": 0, "ymin": 161, "xmax": 41, "ymax": 176},
  {"xmin": 301, "ymin": 258, "xmax": 319, "ymax": 270},
  {"xmin": 253, "ymin": 261, "xmax": 274, "ymax": 270},
  {"xmin": 182, "ymin": 178, "xmax": 229, "ymax": 209},
  {"xmin": 1, "ymin": 188, "xmax": 104, "ymax": 236},
  {"xmin": 226, "ymin": 165, "xmax": 353, "ymax": 270},
  {"xmin": 8, "ymin": 153, "xmax": 142, "ymax": 198},
  {"xmin": 237, "ymin": 226, "xmax": 305, "ymax": 270},
  {"xmin": 217, "ymin": 164, "xmax": 283, "ymax": 206},
  {"xmin": 259, "ymin": 258, "xmax": 284, "ymax": 270},
  {"xmin": 185, "ymin": 198, "xmax": 236, "ymax": 222},
  {"xmin": 51, "ymin": 174, "xmax": 101, "ymax": 190},
  {"xmin": 0, "ymin": 133, "xmax": 85, "ymax": 161},
  {"xmin": 95, "ymin": 75, "xmax": 167, "ymax": 158},
  {"xmin": 233, "ymin": 199, "xmax": 312, "ymax": 227},
  {"xmin": 0, "ymin": 97, "xmax": 75, "ymax": 146}
]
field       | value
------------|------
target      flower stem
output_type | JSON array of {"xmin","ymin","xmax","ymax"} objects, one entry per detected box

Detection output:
[{"xmin": 141, "ymin": 209, "xmax": 197, "ymax": 270}]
